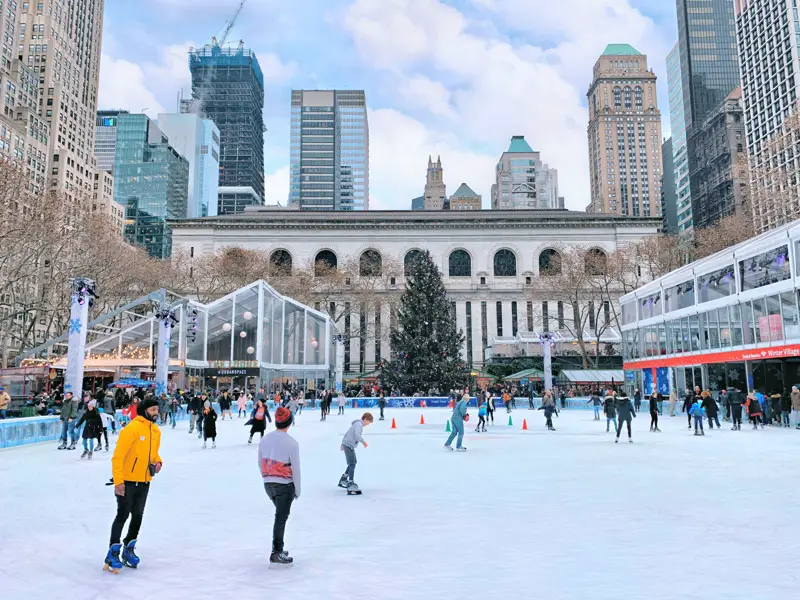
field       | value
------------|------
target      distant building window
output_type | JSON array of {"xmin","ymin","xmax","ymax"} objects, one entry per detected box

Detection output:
[
  {"xmin": 200, "ymin": 145, "xmax": 209, "ymax": 155},
  {"xmin": 211, "ymin": 149, "xmax": 219, "ymax": 161}
]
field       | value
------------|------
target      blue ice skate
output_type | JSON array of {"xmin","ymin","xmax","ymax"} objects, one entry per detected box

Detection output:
[
  {"xmin": 121, "ymin": 539, "xmax": 140, "ymax": 568},
  {"xmin": 104, "ymin": 544, "xmax": 123, "ymax": 574}
]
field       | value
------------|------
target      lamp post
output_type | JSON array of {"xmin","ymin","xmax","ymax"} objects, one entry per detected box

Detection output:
[
  {"xmin": 154, "ymin": 303, "xmax": 179, "ymax": 397},
  {"xmin": 539, "ymin": 332, "xmax": 555, "ymax": 392},
  {"xmin": 64, "ymin": 278, "xmax": 97, "ymax": 397}
]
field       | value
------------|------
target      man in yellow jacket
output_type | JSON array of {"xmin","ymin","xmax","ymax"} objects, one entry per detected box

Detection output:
[{"xmin": 105, "ymin": 397, "xmax": 163, "ymax": 571}]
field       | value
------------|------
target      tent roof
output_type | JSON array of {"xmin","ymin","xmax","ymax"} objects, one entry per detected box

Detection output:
[
  {"xmin": 505, "ymin": 367, "xmax": 545, "ymax": 381},
  {"xmin": 559, "ymin": 370, "xmax": 624, "ymax": 383}
]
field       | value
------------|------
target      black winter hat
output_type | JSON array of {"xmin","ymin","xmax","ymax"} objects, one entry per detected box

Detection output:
[{"xmin": 139, "ymin": 397, "xmax": 159, "ymax": 414}]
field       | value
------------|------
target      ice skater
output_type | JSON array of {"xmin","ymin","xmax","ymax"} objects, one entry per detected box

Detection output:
[
  {"xmin": 728, "ymin": 387, "xmax": 744, "ymax": 430},
  {"xmin": 443, "ymin": 390, "xmax": 470, "ymax": 451},
  {"xmin": 475, "ymin": 402, "xmax": 487, "ymax": 432},
  {"xmin": 745, "ymin": 393, "xmax": 763, "ymax": 429},
  {"xmin": 614, "ymin": 392, "xmax": 635, "ymax": 443},
  {"xmin": 780, "ymin": 391, "xmax": 792, "ymax": 427},
  {"xmin": 202, "ymin": 400, "xmax": 217, "ymax": 449},
  {"xmin": 58, "ymin": 391, "xmax": 80, "ymax": 450},
  {"xmin": 485, "ymin": 392, "xmax": 496, "ymax": 425},
  {"xmin": 701, "ymin": 391, "xmax": 720, "ymax": 429},
  {"xmin": 337, "ymin": 392, "xmax": 346, "ymax": 415},
  {"xmin": 587, "ymin": 390, "xmax": 602, "ymax": 420},
  {"xmin": 539, "ymin": 390, "xmax": 557, "ymax": 431},
  {"xmin": 237, "ymin": 393, "xmax": 247, "ymax": 419},
  {"xmin": 98, "ymin": 407, "xmax": 111, "ymax": 451},
  {"xmin": 247, "ymin": 399, "xmax": 272, "ymax": 444},
  {"xmin": 603, "ymin": 392, "xmax": 617, "ymax": 433},
  {"xmin": 75, "ymin": 400, "xmax": 103, "ymax": 459},
  {"xmin": 258, "ymin": 406, "xmax": 300, "ymax": 567},
  {"xmin": 633, "ymin": 388, "xmax": 642, "ymax": 412},
  {"xmin": 690, "ymin": 399, "xmax": 705, "ymax": 436},
  {"xmin": 682, "ymin": 389, "xmax": 695, "ymax": 429},
  {"xmin": 649, "ymin": 393, "xmax": 660, "ymax": 432},
  {"xmin": 377, "ymin": 392, "xmax": 386, "ymax": 421},
  {"xmin": 219, "ymin": 390, "xmax": 233, "ymax": 420},
  {"xmin": 338, "ymin": 412, "xmax": 373, "ymax": 493}
]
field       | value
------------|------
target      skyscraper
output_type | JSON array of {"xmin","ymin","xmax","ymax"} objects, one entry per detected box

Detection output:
[
  {"xmin": 289, "ymin": 90, "xmax": 369, "ymax": 210},
  {"xmin": 95, "ymin": 110, "xmax": 128, "ymax": 172},
  {"xmin": 676, "ymin": 0, "xmax": 741, "ymax": 233},
  {"xmin": 188, "ymin": 43, "xmax": 264, "ymax": 214},
  {"xmin": 423, "ymin": 155, "xmax": 446, "ymax": 210},
  {"xmin": 113, "ymin": 114, "xmax": 189, "ymax": 259},
  {"xmin": 492, "ymin": 136, "xmax": 560, "ymax": 210},
  {"xmin": 661, "ymin": 138, "xmax": 678, "ymax": 234},
  {"xmin": 586, "ymin": 45, "xmax": 663, "ymax": 217},
  {"xmin": 449, "ymin": 183, "xmax": 482, "ymax": 211},
  {"xmin": 157, "ymin": 113, "xmax": 220, "ymax": 218},
  {"xmin": 667, "ymin": 43, "xmax": 693, "ymax": 235},
  {"xmin": 736, "ymin": 0, "xmax": 800, "ymax": 232}
]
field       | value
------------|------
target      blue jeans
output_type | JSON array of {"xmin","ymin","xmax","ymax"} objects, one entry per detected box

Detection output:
[
  {"xmin": 694, "ymin": 415, "xmax": 704, "ymax": 433},
  {"xmin": 606, "ymin": 417, "xmax": 617, "ymax": 432},
  {"xmin": 445, "ymin": 419, "xmax": 465, "ymax": 448},
  {"xmin": 60, "ymin": 419, "xmax": 76, "ymax": 443},
  {"xmin": 0, "ymin": 409, "xmax": 6, "ymax": 419},
  {"xmin": 343, "ymin": 445, "xmax": 357, "ymax": 481},
  {"xmin": 593, "ymin": 406, "xmax": 600, "ymax": 419},
  {"xmin": 82, "ymin": 437, "xmax": 95, "ymax": 451}
]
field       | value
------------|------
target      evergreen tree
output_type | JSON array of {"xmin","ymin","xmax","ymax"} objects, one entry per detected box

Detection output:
[{"xmin": 383, "ymin": 250, "xmax": 466, "ymax": 394}]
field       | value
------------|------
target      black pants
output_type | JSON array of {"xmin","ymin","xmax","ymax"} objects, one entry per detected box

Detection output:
[
  {"xmin": 545, "ymin": 414, "xmax": 553, "ymax": 428},
  {"xmin": 687, "ymin": 412, "xmax": 692, "ymax": 427},
  {"xmin": 110, "ymin": 481, "xmax": 150, "ymax": 546},
  {"xmin": 707, "ymin": 414, "xmax": 721, "ymax": 429},
  {"xmin": 732, "ymin": 405, "xmax": 742, "ymax": 426},
  {"xmin": 264, "ymin": 482, "xmax": 295, "ymax": 553},
  {"xmin": 477, "ymin": 415, "xmax": 486, "ymax": 429},
  {"xmin": 616, "ymin": 417, "xmax": 632, "ymax": 438},
  {"xmin": 338, "ymin": 406, "xmax": 344, "ymax": 415},
  {"xmin": 650, "ymin": 413, "xmax": 658, "ymax": 429},
  {"xmin": 487, "ymin": 408, "xmax": 494, "ymax": 423},
  {"xmin": 97, "ymin": 427, "xmax": 108, "ymax": 447},
  {"xmin": 379, "ymin": 406, "xmax": 384, "ymax": 419}
]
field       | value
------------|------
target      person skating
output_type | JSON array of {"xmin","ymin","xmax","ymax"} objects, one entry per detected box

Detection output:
[
  {"xmin": 202, "ymin": 401, "xmax": 217, "ymax": 449},
  {"xmin": 485, "ymin": 392, "xmax": 496, "ymax": 426},
  {"xmin": 649, "ymin": 393, "xmax": 660, "ymax": 432},
  {"xmin": 247, "ymin": 399, "xmax": 272, "ymax": 444},
  {"xmin": 237, "ymin": 391, "xmax": 248, "ymax": 419},
  {"xmin": 219, "ymin": 390, "xmax": 233, "ymax": 420},
  {"xmin": 443, "ymin": 390, "xmax": 470, "ymax": 451},
  {"xmin": 169, "ymin": 394, "xmax": 179, "ymax": 429},
  {"xmin": 75, "ymin": 400, "xmax": 103, "ymax": 459},
  {"xmin": 603, "ymin": 392, "xmax": 617, "ymax": 433},
  {"xmin": 58, "ymin": 391, "xmax": 80, "ymax": 450},
  {"xmin": 539, "ymin": 390, "xmax": 557, "ymax": 431},
  {"xmin": 105, "ymin": 397, "xmax": 163, "ymax": 573},
  {"xmin": 690, "ymin": 399, "xmax": 705, "ymax": 436},
  {"xmin": 682, "ymin": 389, "xmax": 695, "ymax": 429},
  {"xmin": 780, "ymin": 391, "xmax": 792, "ymax": 427},
  {"xmin": 633, "ymin": 388, "xmax": 642, "ymax": 413},
  {"xmin": 728, "ymin": 387, "xmax": 744, "ymax": 430},
  {"xmin": 337, "ymin": 392, "xmax": 346, "ymax": 416},
  {"xmin": 502, "ymin": 390, "xmax": 512, "ymax": 414},
  {"xmin": 587, "ymin": 390, "xmax": 602, "ymax": 420},
  {"xmin": 770, "ymin": 393, "xmax": 783, "ymax": 426},
  {"xmin": 614, "ymin": 392, "xmax": 635, "ymax": 443},
  {"xmin": 701, "ymin": 391, "xmax": 720, "ymax": 429},
  {"xmin": 792, "ymin": 386, "xmax": 800, "ymax": 429},
  {"xmin": 98, "ymin": 408, "xmax": 111, "ymax": 451},
  {"xmin": 338, "ymin": 412, "xmax": 373, "ymax": 491},
  {"xmin": 258, "ymin": 407, "xmax": 300, "ymax": 567},
  {"xmin": 103, "ymin": 390, "xmax": 117, "ymax": 434},
  {"xmin": 377, "ymin": 392, "xmax": 386, "ymax": 421},
  {"xmin": 669, "ymin": 389, "xmax": 677, "ymax": 417},
  {"xmin": 475, "ymin": 402, "xmax": 487, "ymax": 432},
  {"xmin": 187, "ymin": 393, "xmax": 202, "ymax": 434},
  {"xmin": 745, "ymin": 393, "xmax": 763, "ymax": 429}
]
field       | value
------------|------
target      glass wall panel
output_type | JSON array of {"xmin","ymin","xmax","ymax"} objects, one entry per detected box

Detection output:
[
  {"xmin": 665, "ymin": 280, "xmax": 695, "ymax": 312},
  {"xmin": 767, "ymin": 295, "xmax": 783, "ymax": 341},
  {"xmin": 730, "ymin": 304, "xmax": 743, "ymax": 346},
  {"xmin": 726, "ymin": 362, "xmax": 747, "ymax": 391},
  {"xmin": 639, "ymin": 293, "xmax": 662, "ymax": 319},
  {"xmin": 718, "ymin": 306, "xmax": 731, "ymax": 347},
  {"xmin": 658, "ymin": 324, "xmax": 667, "ymax": 355},
  {"xmin": 783, "ymin": 292, "xmax": 800, "ymax": 339},
  {"xmin": 232, "ymin": 286, "xmax": 259, "ymax": 362},
  {"xmin": 689, "ymin": 315, "xmax": 701, "ymax": 351},
  {"xmin": 306, "ymin": 311, "xmax": 327, "ymax": 365},
  {"xmin": 706, "ymin": 309, "xmax": 719, "ymax": 349},
  {"xmin": 261, "ymin": 290, "xmax": 274, "ymax": 364},
  {"xmin": 207, "ymin": 298, "xmax": 233, "ymax": 363},
  {"xmin": 739, "ymin": 245, "xmax": 790, "ymax": 291},
  {"xmin": 621, "ymin": 302, "xmax": 636, "ymax": 325},
  {"xmin": 742, "ymin": 301, "xmax": 756, "ymax": 344},
  {"xmin": 271, "ymin": 297, "xmax": 283, "ymax": 365},
  {"xmin": 753, "ymin": 298, "xmax": 766, "ymax": 343},
  {"xmin": 186, "ymin": 306, "xmax": 206, "ymax": 361},
  {"xmin": 283, "ymin": 303, "xmax": 305, "ymax": 365},
  {"xmin": 697, "ymin": 265, "xmax": 735, "ymax": 303}
]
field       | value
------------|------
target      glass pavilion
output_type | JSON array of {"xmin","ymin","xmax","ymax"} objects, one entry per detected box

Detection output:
[{"xmin": 28, "ymin": 281, "xmax": 335, "ymax": 394}]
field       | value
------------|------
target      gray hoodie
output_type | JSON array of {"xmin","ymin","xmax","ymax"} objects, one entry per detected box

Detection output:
[{"xmin": 342, "ymin": 419, "xmax": 365, "ymax": 449}]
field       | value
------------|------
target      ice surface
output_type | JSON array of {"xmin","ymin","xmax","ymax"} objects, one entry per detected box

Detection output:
[{"xmin": 2, "ymin": 408, "xmax": 800, "ymax": 600}]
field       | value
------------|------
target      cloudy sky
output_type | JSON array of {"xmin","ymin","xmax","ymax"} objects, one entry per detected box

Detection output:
[{"xmin": 99, "ymin": 0, "xmax": 678, "ymax": 211}]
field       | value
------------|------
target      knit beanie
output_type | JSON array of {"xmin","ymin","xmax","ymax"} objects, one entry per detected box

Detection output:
[
  {"xmin": 275, "ymin": 407, "xmax": 293, "ymax": 429},
  {"xmin": 139, "ymin": 397, "xmax": 159, "ymax": 414},
  {"xmin": 88, "ymin": 400, "xmax": 97, "ymax": 408},
  {"xmin": 204, "ymin": 400, "xmax": 211, "ymax": 409}
]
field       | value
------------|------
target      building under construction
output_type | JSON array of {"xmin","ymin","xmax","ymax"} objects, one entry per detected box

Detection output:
[{"xmin": 187, "ymin": 44, "xmax": 265, "ymax": 215}]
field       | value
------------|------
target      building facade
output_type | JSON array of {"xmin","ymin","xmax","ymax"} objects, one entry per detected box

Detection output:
[
  {"xmin": 688, "ymin": 88, "xmax": 747, "ymax": 229},
  {"xmin": 676, "ymin": 0, "xmax": 741, "ymax": 234},
  {"xmin": 288, "ymin": 90, "xmax": 369, "ymax": 211},
  {"xmin": 188, "ymin": 44, "xmax": 264, "ymax": 214},
  {"xmin": 661, "ymin": 138, "xmax": 678, "ymax": 234},
  {"xmin": 621, "ymin": 218, "xmax": 800, "ymax": 397},
  {"xmin": 91, "ymin": 169, "xmax": 124, "ymax": 233},
  {"xmin": 157, "ymin": 113, "xmax": 220, "ymax": 218},
  {"xmin": 94, "ymin": 110, "xmax": 127, "ymax": 172},
  {"xmin": 667, "ymin": 43, "xmax": 693, "ymax": 236},
  {"xmin": 113, "ymin": 114, "xmax": 189, "ymax": 259},
  {"xmin": 411, "ymin": 196, "xmax": 424, "ymax": 211},
  {"xmin": 736, "ymin": 0, "xmax": 800, "ymax": 233},
  {"xmin": 172, "ymin": 210, "xmax": 660, "ymax": 373},
  {"xmin": 491, "ymin": 136, "xmax": 559, "ymax": 210},
  {"xmin": 586, "ymin": 45, "xmax": 663, "ymax": 218},
  {"xmin": 423, "ymin": 155, "xmax": 446, "ymax": 210},
  {"xmin": 449, "ymin": 183, "xmax": 482, "ymax": 211}
]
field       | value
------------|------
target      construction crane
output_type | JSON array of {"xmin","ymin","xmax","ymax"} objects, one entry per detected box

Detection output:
[{"xmin": 211, "ymin": 0, "xmax": 247, "ymax": 48}]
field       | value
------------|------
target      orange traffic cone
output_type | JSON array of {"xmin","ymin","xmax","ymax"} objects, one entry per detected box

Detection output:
[
  {"xmin": 522, "ymin": 419, "xmax": 528, "ymax": 431},
  {"xmin": 391, "ymin": 418, "xmax": 397, "ymax": 429},
  {"xmin": 419, "ymin": 414, "xmax": 425, "ymax": 425}
]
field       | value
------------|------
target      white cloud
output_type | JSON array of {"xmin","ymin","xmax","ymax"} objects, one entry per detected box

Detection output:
[
  {"xmin": 397, "ymin": 75, "xmax": 456, "ymax": 118},
  {"xmin": 264, "ymin": 166, "xmax": 291, "ymax": 206},
  {"xmin": 98, "ymin": 54, "xmax": 166, "ymax": 117},
  {"xmin": 256, "ymin": 53, "xmax": 297, "ymax": 83}
]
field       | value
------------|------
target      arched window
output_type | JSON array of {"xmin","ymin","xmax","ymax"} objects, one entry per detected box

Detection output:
[
  {"xmin": 404, "ymin": 249, "xmax": 425, "ymax": 277},
  {"xmin": 613, "ymin": 87, "xmax": 621, "ymax": 108},
  {"xmin": 314, "ymin": 250, "xmax": 338, "ymax": 276},
  {"xmin": 448, "ymin": 249, "xmax": 472, "ymax": 277},
  {"xmin": 493, "ymin": 249, "xmax": 517, "ymax": 277},
  {"xmin": 359, "ymin": 249, "xmax": 382, "ymax": 277},
  {"xmin": 624, "ymin": 87, "xmax": 632, "ymax": 109},
  {"xmin": 585, "ymin": 248, "xmax": 608, "ymax": 275},
  {"xmin": 539, "ymin": 249, "xmax": 562, "ymax": 276},
  {"xmin": 634, "ymin": 86, "xmax": 643, "ymax": 108},
  {"xmin": 269, "ymin": 249, "xmax": 292, "ymax": 276}
]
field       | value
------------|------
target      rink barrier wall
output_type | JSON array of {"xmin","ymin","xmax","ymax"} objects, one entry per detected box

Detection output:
[{"xmin": 1, "ymin": 398, "xmax": 672, "ymax": 449}]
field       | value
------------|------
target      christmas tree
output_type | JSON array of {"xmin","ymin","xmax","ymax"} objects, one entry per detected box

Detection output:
[{"xmin": 383, "ymin": 250, "xmax": 467, "ymax": 395}]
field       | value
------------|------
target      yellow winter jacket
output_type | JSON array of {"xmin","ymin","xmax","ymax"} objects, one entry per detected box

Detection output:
[{"xmin": 111, "ymin": 416, "xmax": 163, "ymax": 487}]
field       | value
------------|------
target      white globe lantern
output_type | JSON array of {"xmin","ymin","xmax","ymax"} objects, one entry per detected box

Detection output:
[
  {"xmin": 239, "ymin": 331, "xmax": 247, "ymax": 338},
  {"xmin": 222, "ymin": 323, "xmax": 232, "ymax": 332},
  {"xmin": 246, "ymin": 346, "xmax": 255, "ymax": 355},
  {"xmin": 311, "ymin": 338, "xmax": 318, "ymax": 348},
  {"xmin": 243, "ymin": 311, "xmax": 253, "ymax": 321}
]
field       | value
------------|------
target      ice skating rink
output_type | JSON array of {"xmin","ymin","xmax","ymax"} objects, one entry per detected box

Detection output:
[{"xmin": 2, "ymin": 407, "xmax": 800, "ymax": 600}]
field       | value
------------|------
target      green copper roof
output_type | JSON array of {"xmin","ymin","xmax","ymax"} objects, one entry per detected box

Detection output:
[
  {"xmin": 601, "ymin": 44, "xmax": 641, "ymax": 56},
  {"xmin": 450, "ymin": 183, "xmax": 478, "ymax": 198},
  {"xmin": 506, "ymin": 135, "xmax": 534, "ymax": 153}
]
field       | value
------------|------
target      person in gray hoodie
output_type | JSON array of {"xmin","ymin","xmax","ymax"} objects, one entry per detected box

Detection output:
[
  {"xmin": 58, "ymin": 392, "xmax": 80, "ymax": 449},
  {"xmin": 444, "ymin": 390, "xmax": 470, "ymax": 452},
  {"xmin": 339, "ymin": 412, "xmax": 373, "ymax": 489}
]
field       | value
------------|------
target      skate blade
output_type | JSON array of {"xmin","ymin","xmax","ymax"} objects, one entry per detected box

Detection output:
[
  {"xmin": 347, "ymin": 490, "xmax": 362, "ymax": 495},
  {"xmin": 103, "ymin": 564, "xmax": 120, "ymax": 574},
  {"xmin": 269, "ymin": 562, "xmax": 295, "ymax": 569}
]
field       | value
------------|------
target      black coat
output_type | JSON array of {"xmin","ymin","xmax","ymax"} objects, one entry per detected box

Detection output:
[
  {"xmin": 603, "ymin": 397, "xmax": 616, "ymax": 417},
  {"xmin": 727, "ymin": 390, "xmax": 743, "ymax": 406},
  {"xmin": 188, "ymin": 396, "xmax": 203, "ymax": 413},
  {"xmin": 76, "ymin": 409, "xmax": 103, "ymax": 439},
  {"xmin": 203, "ymin": 409, "xmax": 218, "ymax": 437},
  {"xmin": 616, "ymin": 396, "xmax": 635, "ymax": 420},
  {"xmin": 781, "ymin": 394, "xmax": 792, "ymax": 412},
  {"xmin": 649, "ymin": 396, "xmax": 659, "ymax": 415},
  {"xmin": 682, "ymin": 393, "xmax": 694, "ymax": 413},
  {"xmin": 702, "ymin": 397, "xmax": 718, "ymax": 416}
]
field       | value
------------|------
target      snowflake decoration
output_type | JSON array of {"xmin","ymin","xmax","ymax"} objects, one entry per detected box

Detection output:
[
  {"xmin": 164, "ymin": 340, "xmax": 171, "ymax": 348},
  {"xmin": 155, "ymin": 381, "xmax": 166, "ymax": 396},
  {"xmin": 68, "ymin": 318, "xmax": 82, "ymax": 335}
]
